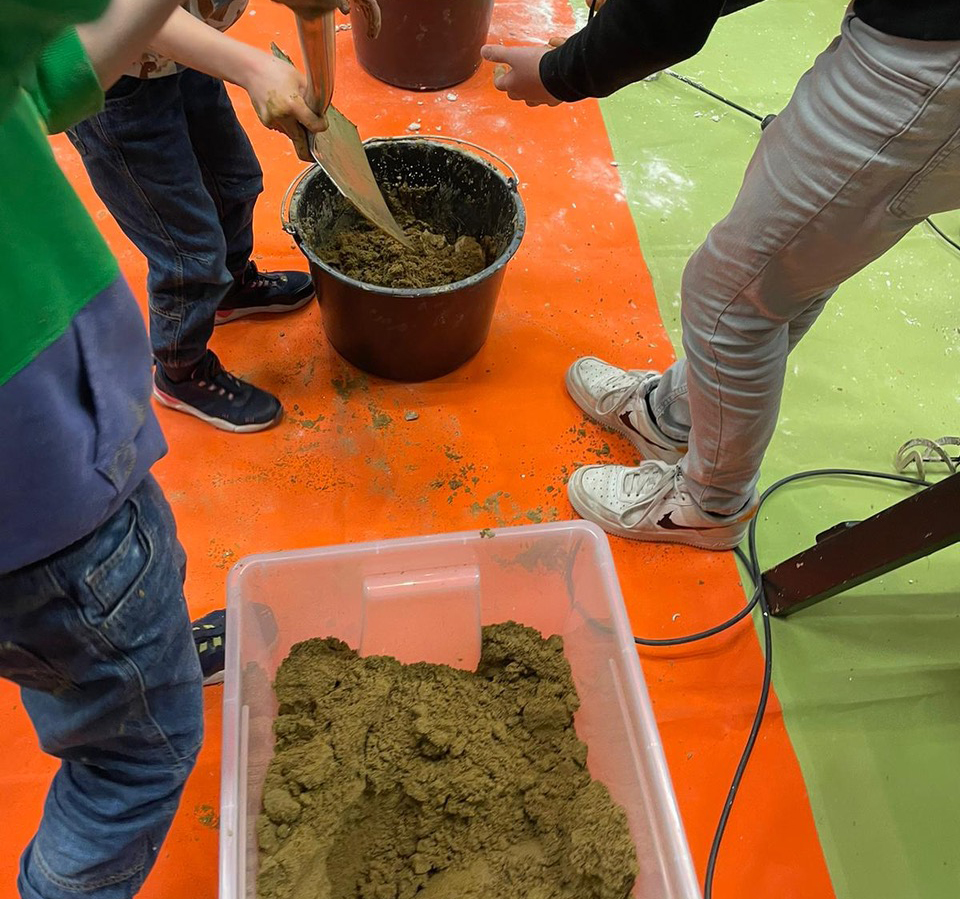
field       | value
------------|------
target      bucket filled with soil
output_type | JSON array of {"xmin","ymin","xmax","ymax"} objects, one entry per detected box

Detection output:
[
  {"xmin": 349, "ymin": 0, "xmax": 495, "ymax": 90},
  {"xmin": 282, "ymin": 137, "xmax": 524, "ymax": 382}
]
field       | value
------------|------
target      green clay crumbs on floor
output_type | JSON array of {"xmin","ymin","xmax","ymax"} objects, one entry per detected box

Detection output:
[{"xmin": 257, "ymin": 622, "xmax": 638, "ymax": 899}]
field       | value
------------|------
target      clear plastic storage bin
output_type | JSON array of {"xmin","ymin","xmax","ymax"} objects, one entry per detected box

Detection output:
[{"xmin": 220, "ymin": 521, "xmax": 700, "ymax": 899}]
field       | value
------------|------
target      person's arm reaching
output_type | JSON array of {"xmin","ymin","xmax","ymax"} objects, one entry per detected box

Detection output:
[
  {"xmin": 19, "ymin": 0, "xmax": 183, "ymax": 133},
  {"xmin": 75, "ymin": 0, "xmax": 186, "ymax": 89},
  {"xmin": 484, "ymin": 0, "xmax": 766, "ymax": 105},
  {"xmin": 74, "ymin": 0, "xmax": 378, "ymax": 91},
  {"xmin": 541, "ymin": 0, "xmax": 726, "ymax": 101},
  {"xmin": 147, "ymin": 7, "xmax": 325, "ymax": 155}
]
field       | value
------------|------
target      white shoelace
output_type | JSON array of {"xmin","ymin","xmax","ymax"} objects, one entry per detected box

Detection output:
[
  {"xmin": 619, "ymin": 463, "xmax": 682, "ymax": 525},
  {"xmin": 594, "ymin": 370, "xmax": 652, "ymax": 416},
  {"xmin": 195, "ymin": 357, "xmax": 243, "ymax": 403}
]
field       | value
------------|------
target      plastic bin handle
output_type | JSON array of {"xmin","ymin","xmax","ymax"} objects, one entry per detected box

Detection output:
[
  {"xmin": 428, "ymin": 136, "xmax": 519, "ymax": 189},
  {"xmin": 280, "ymin": 164, "xmax": 316, "ymax": 237}
]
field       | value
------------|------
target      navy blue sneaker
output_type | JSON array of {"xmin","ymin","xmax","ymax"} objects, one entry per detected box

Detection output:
[
  {"xmin": 153, "ymin": 350, "xmax": 283, "ymax": 433},
  {"xmin": 192, "ymin": 609, "xmax": 226, "ymax": 686},
  {"xmin": 216, "ymin": 262, "xmax": 314, "ymax": 325},
  {"xmin": 192, "ymin": 604, "xmax": 278, "ymax": 687}
]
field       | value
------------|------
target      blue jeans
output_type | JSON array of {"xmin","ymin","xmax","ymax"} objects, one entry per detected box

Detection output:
[
  {"xmin": 68, "ymin": 70, "xmax": 264, "ymax": 377},
  {"xmin": 0, "ymin": 475, "xmax": 204, "ymax": 899}
]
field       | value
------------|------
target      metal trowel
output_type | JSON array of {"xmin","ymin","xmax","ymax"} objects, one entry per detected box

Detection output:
[{"xmin": 276, "ymin": 16, "xmax": 410, "ymax": 247}]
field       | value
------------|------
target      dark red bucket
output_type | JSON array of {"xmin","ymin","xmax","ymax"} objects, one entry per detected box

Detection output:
[{"xmin": 350, "ymin": 0, "xmax": 495, "ymax": 90}]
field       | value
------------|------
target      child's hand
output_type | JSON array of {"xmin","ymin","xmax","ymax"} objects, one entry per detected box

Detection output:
[
  {"xmin": 481, "ymin": 45, "xmax": 562, "ymax": 108},
  {"xmin": 245, "ymin": 54, "xmax": 326, "ymax": 160}
]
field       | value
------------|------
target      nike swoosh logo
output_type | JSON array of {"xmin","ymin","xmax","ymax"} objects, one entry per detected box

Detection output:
[
  {"xmin": 618, "ymin": 412, "xmax": 675, "ymax": 452},
  {"xmin": 657, "ymin": 512, "xmax": 727, "ymax": 531}
]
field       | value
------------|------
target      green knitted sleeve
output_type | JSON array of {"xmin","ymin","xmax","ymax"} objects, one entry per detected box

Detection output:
[{"xmin": 26, "ymin": 27, "xmax": 103, "ymax": 133}]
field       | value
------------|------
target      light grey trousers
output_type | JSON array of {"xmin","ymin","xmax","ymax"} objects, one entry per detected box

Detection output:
[{"xmin": 650, "ymin": 12, "xmax": 960, "ymax": 514}]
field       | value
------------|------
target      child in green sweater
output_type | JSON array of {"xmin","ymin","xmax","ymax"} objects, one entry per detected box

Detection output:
[{"xmin": 0, "ymin": 1, "xmax": 347, "ymax": 896}]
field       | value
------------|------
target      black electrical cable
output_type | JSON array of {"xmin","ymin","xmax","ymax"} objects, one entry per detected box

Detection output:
[
  {"xmin": 925, "ymin": 216, "xmax": 960, "ymax": 254},
  {"xmin": 664, "ymin": 69, "xmax": 765, "ymax": 122},
  {"xmin": 702, "ymin": 551, "xmax": 770, "ymax": 899},
  {"xmin": 631, "ymin": 468, "xmax": 930, "ymax": 898},
  {"xmin": 634, "ymin": 468, "xmax": 929, "ymax": 649}
]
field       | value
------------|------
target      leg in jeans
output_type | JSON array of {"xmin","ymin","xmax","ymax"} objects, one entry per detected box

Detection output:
[
  {"xmin": 653, "ymin": 287, "xmax": 837, "ymax": 440},
  {"xmin": 68, "ymin": 74, "xmax": 284, "ymax": 432},
  {"xmin": 178, "ymin": 67, "xmax": 313, "ymax": 328},
  {"xmin": 652, "ymin": 15, "xmax": 960, "ymax": 513},
  {"xmin": 67, "ymin": 74, "xmax": 232, "ymax": 378},
  {"xmin": 178, "ymin": 69, "xmax": 263, "ymax": 279},
  {"xmin": 0, "ymin": 476, "xmax": 203, "ymax": 899}
]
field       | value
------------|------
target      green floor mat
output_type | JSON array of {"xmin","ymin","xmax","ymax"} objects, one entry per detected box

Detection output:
[{"xmin": 592, "ymin": 2, "xmax": 960, "ymax": 897}]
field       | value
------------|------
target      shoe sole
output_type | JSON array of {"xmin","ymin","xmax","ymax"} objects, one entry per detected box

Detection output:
[
  {"xmin": 564, "ymin": 364, "xmax": 686, "ymax": 465},
  {"xmin": 153, "ymin": 387, "xmax": 283, "ymax": 433},
  {"xmin": 214, "ymin": 291, "xmax": 314, "ymax": 325},
  {"xmin": 566, "ymin": 475, "xmax": 744, "ymax": 551}
]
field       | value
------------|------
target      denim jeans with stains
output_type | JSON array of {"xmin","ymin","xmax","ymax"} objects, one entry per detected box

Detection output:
[
  {"xmin": 0, "ymin": 475, "xmax": 203, "ymax": 899},
  {"xmin": 67, "ymin": 68, "xmax": 263, "ymax": 378}
]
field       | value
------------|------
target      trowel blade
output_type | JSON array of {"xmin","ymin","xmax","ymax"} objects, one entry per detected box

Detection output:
[{"xmin": 310, "ymin": 107, "xmax": 411, "ymax": 248}]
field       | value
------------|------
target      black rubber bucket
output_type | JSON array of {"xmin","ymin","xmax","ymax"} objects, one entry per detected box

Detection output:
[{"xmin": 282, "ymin": 137, "xmax": 525, "ymax": 382}]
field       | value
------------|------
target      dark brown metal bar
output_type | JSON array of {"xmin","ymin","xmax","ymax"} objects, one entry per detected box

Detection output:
[{"xmin": 762, "ymin": 473, "xmax": 960, "ymax": 616}]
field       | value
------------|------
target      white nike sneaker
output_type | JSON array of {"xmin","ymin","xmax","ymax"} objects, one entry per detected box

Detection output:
[
  {"xmin": 565, "ymin": 357, "xmax": 687, "ymax": 463},
  {"xmin": 567, "ymin": 460, "xmax": 756, "ymax": 550}
]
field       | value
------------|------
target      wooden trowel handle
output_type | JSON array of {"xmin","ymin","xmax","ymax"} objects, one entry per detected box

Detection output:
[
  {"xmin": 296, "ymin": 12, "xmax": 336, "ymax": 118},
  {"xmin": 271, "ymin": 41, "xmax": 320, "ymax": 162}
]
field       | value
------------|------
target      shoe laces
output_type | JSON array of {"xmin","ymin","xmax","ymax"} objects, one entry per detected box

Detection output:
[
  {"xmin": 619, "ymin": 462, "xmax": 685, "ymax": 525},
  {"xmin": 620, "ymin": 462, "xmax": 674, "ymax": 499},
  {"xmin": 595, "ymin": 369, "xmax": 652, "ymax": 416},
  {"xmin": 239, "ymin": 261, "xmax": 282, "ymax": 292},
  {"xmin": 193, "ymin": 352, "xmax": 243, "ymax": 402}
]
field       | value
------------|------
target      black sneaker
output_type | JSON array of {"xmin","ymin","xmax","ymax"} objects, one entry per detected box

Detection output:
[
  {"xmin": 215, "ymin": 261, "xmax": 314, "ymax": 325},
  {"xmin": 153, "ymin": 351, "xmax": 283, "ymax": 433},
  {"xmin": 192, "ymin": 608, "xmax": 226, "ymax": 686},
  {"xmin": 192, "ymin": 604, "xmax": 278, "ymax": 687}
]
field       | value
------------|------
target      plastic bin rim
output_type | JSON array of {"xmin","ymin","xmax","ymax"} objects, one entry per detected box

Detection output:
[{"xmin": 225, "ymin": 519, "xmax": 612, "ymax": 583}]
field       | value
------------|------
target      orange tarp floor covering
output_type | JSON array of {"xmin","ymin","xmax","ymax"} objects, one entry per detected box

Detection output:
[{"xmin": 0, "ymin": 2, "xmax": 835, "ymax": 898}]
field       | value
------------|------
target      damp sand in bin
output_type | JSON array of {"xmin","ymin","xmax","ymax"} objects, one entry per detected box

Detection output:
[
  {"xmin": 303, "ymin": 186, "xmax": 492, "ymax": 290},
  {"xmin": 256, "ymin": 622, "xmax": 639, "ymax": 899}
]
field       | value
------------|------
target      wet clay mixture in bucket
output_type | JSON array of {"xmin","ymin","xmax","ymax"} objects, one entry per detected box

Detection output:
[
  {"xmin": 304, "ymin": 187, "xmax": 490, "ymax": 289},
  {"xmin": 257, "ymin": 622, "xmax": 638, "ymax": 899}
]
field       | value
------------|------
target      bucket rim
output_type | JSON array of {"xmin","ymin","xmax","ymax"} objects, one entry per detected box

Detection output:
[{"xmin": 283, "ymin": 136, "xmax": 526, "ymax": 299}]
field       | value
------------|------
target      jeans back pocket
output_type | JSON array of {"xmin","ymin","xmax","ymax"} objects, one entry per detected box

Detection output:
[
  {"xmin": 889, "ymin": 123, "xmax": 960, "ymax": 220},
  {"xmin": 83, "ymin": 499, "xmax": 151, "ymax": 622},
  {"xmin": 0, "ymin": 642, "xmax": 77, "ymax": 695}
]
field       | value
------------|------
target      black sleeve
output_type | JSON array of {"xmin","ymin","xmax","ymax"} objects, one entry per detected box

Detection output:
[{"xmin": 539, "ymin": 0, "xmax": 766, "ymax": 102}]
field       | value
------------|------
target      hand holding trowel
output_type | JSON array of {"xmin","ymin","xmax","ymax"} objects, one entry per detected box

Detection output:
[{"xmin": 274, "ymin": 0, "xmax": 411, "ymax": 247}]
